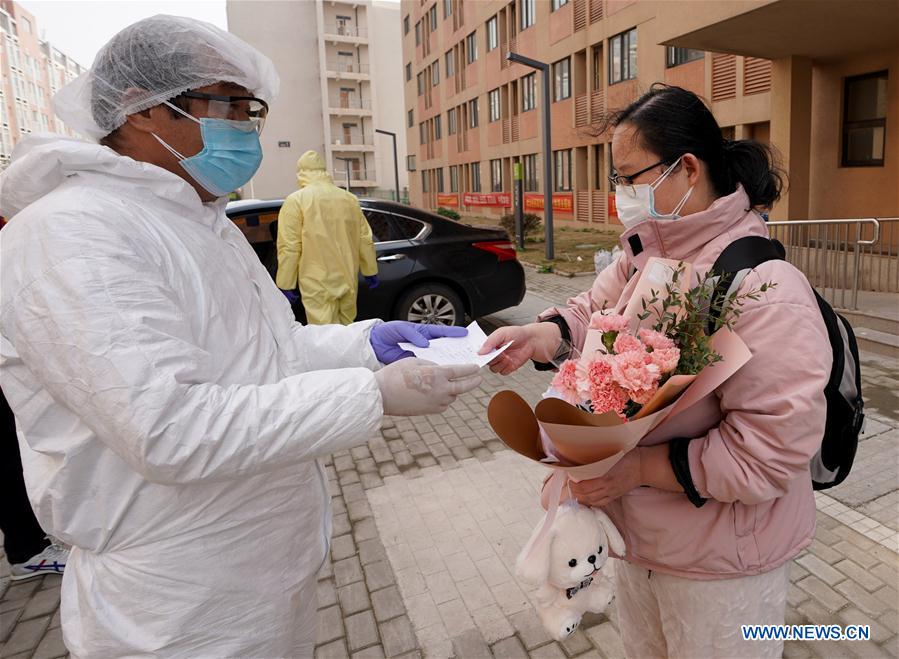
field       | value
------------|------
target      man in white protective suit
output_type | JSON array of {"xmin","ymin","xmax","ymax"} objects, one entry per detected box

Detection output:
[{"xmin": 0, "ymin": 15, "xmax": 481, "ymax": 658}]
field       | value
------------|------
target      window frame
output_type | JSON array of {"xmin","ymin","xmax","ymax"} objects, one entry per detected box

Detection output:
[
  {"xmin": 523, "ymin": 154, "xmax": 538, "ymax": 192},
  {"xmin": 429, "ymin": 5, "xmax": 438, "ymax": 30},
  {"xmin": 434, "ymin": 115, "xmax": 442, "ymax": 140},
  {"xmin": 448, "ymin": 107, "xmax": 457, "ymax": 135},
  {"xmin": 551, "ymin": 0, "xmax": 569, "ymax": 10},
  {"xmin": 666, "ymin": 47, "xmax": 704, "ymax": 68},
  {"xmin": 553, "ymin": 149, "xmax": 572, "ymax": 192},
  {"xmin": 408, "ymin": 109, "xmax": 414, "ymax": 128},
  {"xmin": 468, "ymin": 98, "xmax": 479, "ymax": 128},
  {"xmin": 488, "ymin": 88, "xmax": 501, "ymax": 122},
  {"xmin": 405, "ymin": 62, "xmax": 412, "ymax": 81},
  {"xmin": 490, "ymin": 158, "xmax": 503, "ymax": 192},
  {"xmin": 609, "ymin": 28, "xmax": 637, "ymax": 85},
  {"xmin": 487, "ymin": 16, "xmax": 498, "ymax": 52},
  {"xmin": 522, "ymin": 72, "xmax": 536, "ymax": 112},
  {"xmin": 471, "ymin": 161, "xmax": 482, "ymax": 192},
  {"xmin": 431, "ymin": 60, "xmax": 440, "ymax": 86},
  {"xmin": 446, "ymin": 50, "xmax": 455, "ymax": 77},
  {"xmin": 521, "ymin": 0, "xmax": 536, "ymax": 30},
  {"xmin": 841, "ymin": 70, "xmax": 889, "ymax": 167},
  {"xmin": 403, "ymin": 15, "xmax": 410, "ymax": 35},
  {"xmin": 465, "ymin": 31, "xmax": 478, "ymax": 64},
  {"xmin": 450, "ymin": 165, "xmax": 459, "ymax": 192},
  {"xmin": 553, "ymin": 57, "xmax": 571, "ymax": 102}
]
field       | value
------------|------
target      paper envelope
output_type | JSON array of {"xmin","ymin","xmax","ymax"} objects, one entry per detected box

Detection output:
[{"xmin": 487, "ymin": 327, "xmax": 752, "ymax": 482}]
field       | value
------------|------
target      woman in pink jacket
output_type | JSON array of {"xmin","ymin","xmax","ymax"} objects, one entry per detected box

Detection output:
[{"xmin": 482, "ymin": 85, "xmax": 831, "ymax": 658}]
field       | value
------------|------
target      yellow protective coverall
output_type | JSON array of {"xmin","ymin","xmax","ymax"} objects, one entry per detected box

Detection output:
[{"xmin": 276, "ymin": 151, "xmax": 378, "ymax": 325}]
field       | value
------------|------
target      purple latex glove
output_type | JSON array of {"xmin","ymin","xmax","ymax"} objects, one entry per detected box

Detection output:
[
  {"xmin": 280, "ymin": 289, "xmax": 299, "ymax": 304},
  {"xmin": 370, "ymin": 321, "xmax": 468, "ymax": 364},
  {"xmin": 364, "ymin": 275, "xmax": 380, "ymax": 290}
]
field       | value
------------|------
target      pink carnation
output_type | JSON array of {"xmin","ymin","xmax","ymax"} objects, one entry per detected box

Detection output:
[
  {"xmin": 613, "ymin": 333, "xmax": 644, "ymax": 354},
  {"xmin": 610, "ymin": 351, "xmax": 660, "ymax": 393},
  {"xmin": 649, "ymin": 347, "xmax": 681, "ymax": 374},
  {"xmin": 551, "ymin": 360, "xmax": 582, "ymax": 405},
  {"xmin": 631, "ymin": 384, "xmax": 659, "ymax": 405},
  {"xmin": 589, "ymin": 311, "xmax": 629, "ymax": 334},
  {"xmin": 638, "ymin": 328, "xmax": 675, "ymax": 352},
  {"xmin": 583, "ymin": 357, "xmax": 629, "ymax": 417}
]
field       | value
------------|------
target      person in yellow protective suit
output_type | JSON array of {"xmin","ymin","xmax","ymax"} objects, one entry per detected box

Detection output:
[{"xmin": 276, "ymin": 150, "xmax": 379, "ymax": 324}]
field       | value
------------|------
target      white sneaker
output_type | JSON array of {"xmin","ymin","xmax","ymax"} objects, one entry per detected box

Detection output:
[{"xmin": 10, "ymin": 543, "xmax": 68, "ymax": 581}]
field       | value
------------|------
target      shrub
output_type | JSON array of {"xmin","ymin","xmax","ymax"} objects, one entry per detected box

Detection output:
[
  {"xmin": 436, "ymin": 207, "xmax": 461, "ymax": 221},
  {"xmin": 500, "ymin": 213, "xmax": 542, "ymax": 240}
]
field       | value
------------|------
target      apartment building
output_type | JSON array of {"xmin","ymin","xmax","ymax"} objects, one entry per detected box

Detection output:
[
  {"xmin": 402, "ymin": 0, "xmax": 897, "ymax": 226},
  {"xmin": 0, "ymin": 0, "xmax": 86, "ymax": 167},
  {"xmin": 227, "ymin": 0, "xmax": 409, "ymax": 201}
]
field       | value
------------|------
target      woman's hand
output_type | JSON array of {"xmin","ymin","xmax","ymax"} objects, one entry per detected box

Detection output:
[
  {"xmin": 478, "ymin": 322, "xmax": 563, "ymax": 375},
  {"xmin": 570, "ymin": 449, "xmax": 643, "ymax": 507}
]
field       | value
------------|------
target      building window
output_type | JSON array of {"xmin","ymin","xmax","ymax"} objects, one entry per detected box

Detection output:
[
  {"xmin": 552, "ymin": 0, "xmax": 569, "ymax": 10},
  {"xmin": 444, "ymin": 0, "xmax": 453, "ymax": 18},
  {"xmin": 450, "ymin": 165, "xmax": 459, "ymax": 192},
  {"xmin": 471, "ymin": 162, "xmax": 482, "ymax": 192},
  {"xmin": 609, "ymin": 28, "xmax": 637, "ymax": 84},
  {"xmin": 407, "ymin": 155, "xmax": 417, "ymax": 171},
  {"xmin": 448, "ymin": 107, "xmax": 457, "ymax": 134},
  {"xmin": 521, "ymin": 0, "xmax": 536, "ymax": 29},
  {"xmin": 446, "ymin": 50, "xmax": 455, "ymax": 77},
  {"xmin": 666, "ymin": 47, "xmax": 703, "ymax": 68},
  {"xmin": 429, "ymin": 5, "xmax": 438, "ymax": 30},
  {"xmin": 417, "ymin": 72, "xmax": 424, "ymax": 96},
  {"xmin": 436, "ymin": 168, "xmax": 445, "ymax": 192},
  {"xmin": 431, "ymin": 61, "xmax": 440, "ymax": 85},
  {"xmin": 420, "ymin": 122, "xmax": 428, "ymax": 145},
  {"xmin": 434, "ymin": 115, "xmax": 442, "ymax": 139},
  {"xmin": 406, "ymin": 62, "xmax": 412, "ymax": 81},
  {"xmin": 842, "ymin": 71, "xmax": 888, "ymax": 167},
  {"xmin": 487, "ymin": 16, "xmax": 498, "ymax": 52},
  {"xmin": 466, "ymin": 32, "xmax": 478, "ymax": 64},
  {"xmin": 523, "ymin": 154, "xmax": 538, "ymax": 191},
  {"xmin": 489, "ymin": 89, "xmax": 501, "ymax": 122},
  {"xmin": 553, "ymin": 149, "xmax": 572, "ymax": 191},
  {"xmin": 491, "ymin": 159, "xmax": 503, "ymax": 191},
  {"xmin": 408, "ymin": 109, "xmax": 414, "ymax": 128},
  {"xmin": 553, "ymin": 58, "xmax": 571, "ymax": 101},
  {"xmin": 422, "ymin": 170, "xmax": 430, "ymax": 192},
  {"xmin": 522, "ymin": 73, "xmax": 536, "ymax": 111},
  {"xmin": 404, "ymin": 15, "xmax": 410, "ymax": 34},
  {"xmin": 592, "ymin": 47, "xmax": 602, "ymax": 91},
  {"xmin": 468, "ymin": 99, "xmax": 479, "ymax": 128},
  {"xmin": 415, "ymin": 21, "xmax": 421, "ymax": 45}
]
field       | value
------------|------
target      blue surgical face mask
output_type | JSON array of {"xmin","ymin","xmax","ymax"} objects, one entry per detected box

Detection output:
[{"xmin": 153, "ymin": 101, "xmax": 263, "ymax": 197}]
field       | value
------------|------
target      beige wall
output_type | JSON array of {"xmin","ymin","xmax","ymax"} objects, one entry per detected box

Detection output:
[{"xmin": 227, "ymin": 0, "xmax": 326, "ymax": 199}]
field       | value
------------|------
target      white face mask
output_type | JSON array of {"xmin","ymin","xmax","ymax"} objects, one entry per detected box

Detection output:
[{"xmin": 615, "ymin": 156, "xmax": 694, "ymax": 230}]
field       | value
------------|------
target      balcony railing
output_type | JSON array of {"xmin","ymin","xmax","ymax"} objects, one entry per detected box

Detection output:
[
  {"xmin": 329, "ymin": 97, "xmax": 373, "ymax": 110},
  {"xmin": 323, "ymin": 24, "xmax": 368, "ymax": 38},
  {"xmin": 326, "ymin": 61, "xmax": 371, "ymax": 75},
  {"xmin": 330, "ymin": 169, "xmax": 377, "ymax": 183},
  {"xmin": 332, "ymin": 132, "xmax": 375, "ymax": 146}
]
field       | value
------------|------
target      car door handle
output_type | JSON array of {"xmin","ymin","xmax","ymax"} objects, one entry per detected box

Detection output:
[{"xmin": 377, "ymin": 254, "xmax": 406, "ymax": 262}]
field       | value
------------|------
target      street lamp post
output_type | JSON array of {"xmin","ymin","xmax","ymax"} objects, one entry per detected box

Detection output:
[
  {"xmin": 507, "ymin": 52, "xmax": 554, "ymax": 260},
  {"xmin": 375, "ymin": 128, "xmax": 401, "ymax": 203},
  {"xmin": 335, "ymin": 157, "xmax": 352, "ymax": 192}
]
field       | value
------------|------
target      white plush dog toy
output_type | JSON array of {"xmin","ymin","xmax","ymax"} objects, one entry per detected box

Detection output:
[{"xmin": 516, "ymin": 501, "xmax": 625, "ymax": 641}]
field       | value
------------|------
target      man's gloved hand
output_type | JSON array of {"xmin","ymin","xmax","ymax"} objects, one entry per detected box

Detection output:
[
  {"xmin": 370, "ymin": 321, "xmax": 468, "ymax": 364},
  {"xmin": 280, "ymin": 289, "xmax": 299, "ymax": 304},
  {"xmin": 364, "ymin": 275, "xmax": 380, "ymax": 290},
  {"xmin": 374, "ymin": 359, "xmax": 482, "ymax": 416}
]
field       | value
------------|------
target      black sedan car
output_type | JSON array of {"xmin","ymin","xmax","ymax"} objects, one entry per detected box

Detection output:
[{"xmin": 226, "ymin": 198, "xmax": 525, "ymax": 325}]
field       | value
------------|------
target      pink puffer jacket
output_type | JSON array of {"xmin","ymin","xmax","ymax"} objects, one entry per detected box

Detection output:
[{"xmin": 540, "ymin": 187, "xmax": 831, "ymax": 579}]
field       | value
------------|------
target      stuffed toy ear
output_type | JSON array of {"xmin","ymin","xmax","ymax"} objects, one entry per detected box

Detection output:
[
  {"xmin": 593, "ymin": 508, "xmax": 625, "ymax": 556},
  {"xmin": 515, "ymin": 512, "xmax": 554, "ymax": 585}
]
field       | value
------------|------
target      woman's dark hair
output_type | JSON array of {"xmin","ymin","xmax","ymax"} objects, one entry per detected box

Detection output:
[{"xmin": 602, "ymin": 84, "xmax": 785, "ymax": 210}]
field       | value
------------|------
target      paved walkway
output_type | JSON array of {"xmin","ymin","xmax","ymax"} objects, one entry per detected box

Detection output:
[{"xmin": 1, "ymin": 269, "xmax": 897, "ymax": 658}]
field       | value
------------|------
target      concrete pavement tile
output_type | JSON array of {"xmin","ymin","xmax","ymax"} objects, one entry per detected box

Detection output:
[
  {"xmin": 788, "ymin": 583, "xmax": 810, "ymax": 608},
  {"xmin": 358, "ymin": 539, "xmax": 388, "ymax": 567},
  {"xmin": 354, "ymin": 518, "xmax": 379, "ymax": 543},
  {"xmin": 475, "ymin": 555, "xmax": 513, "ymax": 587},
  {"xmin": 492, "ymin": 635, "xmax": 529, "ymax": 659},
  {"xmin": 451, "ymin": 628, "xmax": 491, "ymax": 658},
  {"xmin": 797, "ymin": 553, "xmax": 847, "ymax": 587},
  {"xmin": 869, "ymin": 562, "xmax": 899, "ymax": 587},
  {"xmin": 839, "ymin": 606, "xmax": 891, "ymax": 643},
  {"xmin": 781, "ymin": 640, "xmax": 814, "ymax": 658},
  {"xmin": 338, "ymin": 581, "xmax": 372, "ymax": 616},
  {"xmin": 403, "ymin": 592, "xmax": 442, "ymax": 631},
  {"xmin": 464, "ymin": 534, "xmax": 497, "ymax": 562},
  {"xmin": 529, "ymin": 642, "xmax": 567, "ymax": 659},
  {"xmin": 317, "ymin": 605, "xmax": 346, "ymax": 645},
  {"xmin": 796, "ymin": 598, "xmax": 844, "ymax": 628},
  {"xmin": 437, "ymin": 598, "xmax": 476, "ymax": 636},
  {"xmin": 457, "ymin": 575, "xmax": 497, "ymax": 612},
  {"xmin": 352, "ymin": 645, "xmax": 385, "ymax": 659},
  {"xmin": 878, "ymin": 609, "xmax": 899, "ymax": 636},
  {"xmin": 0, "ymin": 580, "xmax": 40, "ymax": 608},
  {"xmin": 425, "ymin": 570, "xmax": 460, "ymax": 605},
  {"xmin": 444, "ymin": 552, "xmax": 479, "ymax": 582},
  {"xmin": 361, "ymin": 473, "xmax": 385, "ymax": 489},
  {"xmin": 333, "ymin": 513, "xmax": 352, "ymax": 537},
  {"xmin": 335, "ymin": 557, "xmax": 365, "ymax": 587},
  {"xmin": 559, "ymin": 628, "xmax": 593, "ymax": 657},
  {"xmin": 836, "ymin": 559, "xmax": 889, "ymax": 592},
  {"xmin": 584, "ymin": 621, "xmax": 625, "ymax": 659},
  {"xmin": 412, "ymin": 549, "xmax": 445, "ymax": 577},
  {"xmin": 470, "ymin": 602, "xmax": 514, "ymax": 644},
  {"xmin": 1, "ymin": 615, "xmax": 50, "ymax": 656},
  {"xmin": 509, "ymin": 609, "xmax": 554, "ymax": 650},
  {"xmin": 348, "ymin": 500, "xmax": 373, "ymax": 523},
  {"xmin": 431, "ymin": 530, "xmax": 467, "ymax": 559},
  {"xmin": 832, "ymin": 540, "xmax": 884, "ymax": 570},
  {"xmin": 384, "ymin": 544, "xmax": 416, "ymax": 572},
  {"xmin": 315, "ymin": 638, "xmax": 349, "ymax": 659},
  {"xmin": 343, "ymin": 483, "xmax": 366, "ymax": 504},
  {"xmin": 335, "ymin": 455, "xmax": 355, "ymax": 472},
  {"xmin": 836, "ymin": 579, "xmax": 894, "ymax": 618},
  {"xmin": 415, "ymin": 622, "xmax": 453, "ymax": 659},
  {"xmin": 339, "ymin": 470, "xmax": 361, "ymax": 487},
  {"xmin": 364, "ymin": 561, "xmax": 396, "ymax": 592},
  {"xmin": 808, "ymin": 538, "xmax": 844, "ymax": 565},
  {"xmin": 31, "ymin": 624, "xmax": 66, "ymax": 659},
  {"xmin": 318, "ymin": 578, "xmax": 338, "ymax": 608},
  {"xmin": 379, "ymin": 615, "xmax": 417, "ymax": 657},
  {"xmin": 394, "ymin": 566, "xmax": 427, "ymax": 599},
  {"xmin": 371, "ymin": 586, "xmax": 405, "ymax": 623},
  {"xmin": 871, "ymin": 585, "xmax": 898, "ymax": 610},
  {"xmin": 332, "ymin": 534, "xmax": 358, "ymax": 562},
  {"xmin": 797, "ymin": 575, "xmax": 850, "ymax": 612},
  {"xmin": 345, "ymin": 610, "xmax": 379, "ymax": 653},
  {"xmin": 379, "ymin": 463, "xmax": 401, "ymax": 477},
  {"xmin": 491, "ymin": 580, "xmax": 530, "ymax": 617}
]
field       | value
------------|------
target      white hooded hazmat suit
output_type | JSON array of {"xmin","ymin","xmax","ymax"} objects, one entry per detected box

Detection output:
[{"xmin": 0, "ymin": 16, "xmax": 386, "ymax": 656}]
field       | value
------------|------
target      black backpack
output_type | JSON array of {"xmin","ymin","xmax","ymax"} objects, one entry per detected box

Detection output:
[{"xmin": 710, "ymin": 236, "xmax": 865, "ymax": 490}]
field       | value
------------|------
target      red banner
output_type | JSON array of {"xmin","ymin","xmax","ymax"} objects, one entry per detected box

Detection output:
[
  {"xmin": 608, "ymin": 192, "xmax": 618, "ymax": 220},
  {"xmin": 437, "ymin": 193, "xmax": 459, "ymax": 207},
  {"xmin": 523, "ymin": 193, "xmax": 574, "ymax": 213},
  {"xmin": 462, "ymin": 192, "xmax": 512, "ymax": 207}
]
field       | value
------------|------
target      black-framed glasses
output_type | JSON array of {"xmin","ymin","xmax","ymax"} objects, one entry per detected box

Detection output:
[
  {"xmin": 178, "ymin": 91, "xmax": 269, "ymax": 133},
  {"xmin": 608, "ymin": 158, "xmax": 670, "ymax": 188}
]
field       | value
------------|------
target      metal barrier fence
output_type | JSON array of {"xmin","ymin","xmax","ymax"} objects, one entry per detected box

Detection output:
[{"xmin": 767, "ymin": 217, "xmax": 899, "ymax": 310}]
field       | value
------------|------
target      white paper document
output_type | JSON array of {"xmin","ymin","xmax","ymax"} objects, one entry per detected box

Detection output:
[{"xmin": 398, "ymin": 321, "xmax": 513, "ymax": 367}]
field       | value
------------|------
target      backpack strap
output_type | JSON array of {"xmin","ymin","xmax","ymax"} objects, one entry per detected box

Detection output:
[{"xmin": 708, "ymin": 236, "xmax": 785, "ymax": 335}]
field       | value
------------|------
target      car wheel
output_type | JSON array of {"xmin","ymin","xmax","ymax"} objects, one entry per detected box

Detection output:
[{"xmin": 396, "ymin": 284, "xmax": 464, "ymax": 326}]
